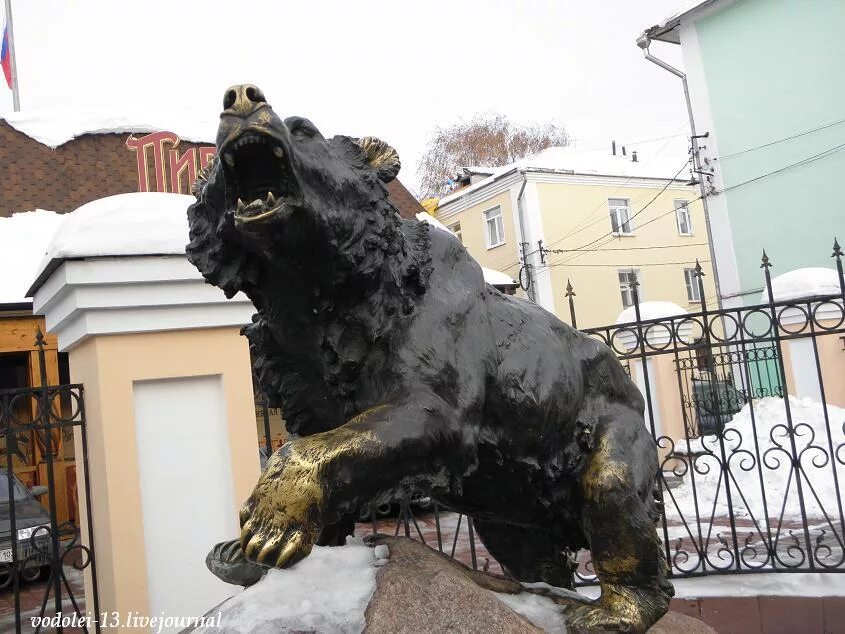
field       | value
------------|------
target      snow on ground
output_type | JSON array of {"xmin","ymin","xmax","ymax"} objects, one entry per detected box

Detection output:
[
  {"xmin": 494, "ymin": 592, "xmax": 566, "ymax": 633},
  {"xmin": 195, "ymin": 540, "xmax": 377, "ymax": 634},
  {"xmin": 765, "ymin": 267, "xmax": 843, "ymax": 303},
  {"xmin": 2, "ymin": 109, "xmax": 217, "ymax": 148},
  {"xmin": 0, "ymin": 210, "xmax": 65, "ymax": 305},
  {"xmin": 667, "ymin": 396, "xmax": 845, "ymax": 522},
  {"xmin": 577, "ymin": 571, "xmax": 844, "ymax": 600}
]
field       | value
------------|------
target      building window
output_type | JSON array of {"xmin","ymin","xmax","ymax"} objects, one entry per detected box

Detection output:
[
  {"xmin": 608, "ymin": 198, "xmax": 633, "ymax": 235},
  {"xmin": 618, "ymin": 269, "xmax": 641, "ymax": 308},
  {"xmin": 684, "ymin": 268, "xmax": 701, "ymax": 302},
  {"xmin": 448, "ymin": 221, "xmax": 463, "ymax": 244},
  {"xmin": 675, "ymin": 200, "xmax": 693, "ymax": 235},
  {"xmin": 484, "ymin": 206, "xmax": 505, "ymax": 248}
]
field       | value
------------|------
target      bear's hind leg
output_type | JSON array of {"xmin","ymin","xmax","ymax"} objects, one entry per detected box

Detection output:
[{"xmin": 567, "ymin": 406, "xmax": 673, "ymax": 633}]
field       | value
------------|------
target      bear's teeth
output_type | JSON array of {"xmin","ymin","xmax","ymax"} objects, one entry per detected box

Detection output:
[
  {"xmin": 237, "ymin": 198, "xmax": 245, "ymax": 211},
  {"xmin": 273, "ymin": 147, "xmax": 284, "ymax": 158},
  {"xmin": 267, "ymin": 192, "xmax": 276, "ymax": 206},
  {"xmin": 224, "ymin": 152, "xmax": 235, "ymax": 167}
]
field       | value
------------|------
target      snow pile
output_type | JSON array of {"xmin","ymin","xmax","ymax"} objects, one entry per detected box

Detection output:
[
  {"xmin": 668, "ymin": 396, "xmax": 845, "ymax": 521},
  {"xmin": 616, "ymin": 301, "xmax": 687, "ymax": 325},
  {"xmin": 494, "ymin": 592, "xmax": 566, "ymax": 633},
  {"xmin": 196, "ymin": 541, "xmax": 378, "ymax": 634},
  {"xmin": 2, "ymin": 109, "xmax": 217, "ymax": 148},
  {"xmin": 765, "ymin": 267, "xmax": 843, "ymax": 303},
  {"xmin": 416, "ymin": 211, "xmax": 516, "ymax": 286},
  {"xmin": 0, "ymin": 210, "xmax": 65, "ymax": 305},
  {"xmin": 30, "ymin": 192, "xmax": 194, "ymax": 291}
]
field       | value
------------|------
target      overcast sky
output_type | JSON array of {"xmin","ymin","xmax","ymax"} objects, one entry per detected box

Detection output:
[{"xmin": 1, "ymin": 0, "xmax": 692, "ymax": 194}]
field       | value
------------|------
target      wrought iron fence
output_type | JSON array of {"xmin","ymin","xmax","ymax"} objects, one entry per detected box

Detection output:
[
  {"xmin": 574, "ymin": 241, "xmax": 845, "ymax": 581},
  {"xmin": 254, "ymin": 241, "xmax": 845, "ymax": 588},
  {"xmin": 0, "ymin": 332, "xmax": 99, "ymax": 633}
]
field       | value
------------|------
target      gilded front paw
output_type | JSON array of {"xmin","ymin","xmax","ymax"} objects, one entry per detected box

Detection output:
[
  {"xmin": 564, "ymin": 584, "xmax": 669, "ymax": 633},
  {"xmin": 239, "ymin": 442, "xmax": 324, "ymax": 568}
]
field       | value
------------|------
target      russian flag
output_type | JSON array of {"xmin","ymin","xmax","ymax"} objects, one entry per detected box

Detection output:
[{"xmin": 1, "ymin": 22, "xmax": 11, "ymax": 89}]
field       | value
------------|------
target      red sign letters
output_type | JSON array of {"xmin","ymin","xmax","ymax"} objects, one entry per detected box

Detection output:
[{"xmin": 126, "ymin": 132, "xmax": 215, "ymax": 195}]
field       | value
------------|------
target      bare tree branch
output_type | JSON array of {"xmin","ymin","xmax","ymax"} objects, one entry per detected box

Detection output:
[{"xmin": 417, "ymin": 113, "xmax": 570, "ymax": 198}]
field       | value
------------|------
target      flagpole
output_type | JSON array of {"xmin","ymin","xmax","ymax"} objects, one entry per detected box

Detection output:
[{"xmin": 4, "ymin": 0, "xmax": 20, "ymax": 111}]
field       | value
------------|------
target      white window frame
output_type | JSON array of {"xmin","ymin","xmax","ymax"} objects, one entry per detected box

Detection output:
[
  {"xmin": 448, "ymin": 221, "xmax": 463, "ymax": 244},
  {"xmin": 608, "ymin": 198, "xmax": 634, "ymax": 236},
  {"xmin": 618, "ymin": 269, "xmax": 641, "ymax": 308},
  {"xmin": 483, "ymin": 206, "xmax": 505, "ymax": 249},
  {"xmin": 675, "ymin": 200, "xmax": 693, "ymax": 236},
  {"xmin": 684, "ymin": 268, "xmax": 702, "ymax": 302}
]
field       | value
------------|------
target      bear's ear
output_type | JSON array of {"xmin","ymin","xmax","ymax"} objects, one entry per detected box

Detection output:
[{"xmin": 356, "ymin": 137, "xmax": 401, "ymax": 183}]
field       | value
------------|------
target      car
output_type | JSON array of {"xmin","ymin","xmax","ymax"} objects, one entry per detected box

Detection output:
[{"xmin": 0, "ymin": 470, "xmax": 52, "ymax": 588}]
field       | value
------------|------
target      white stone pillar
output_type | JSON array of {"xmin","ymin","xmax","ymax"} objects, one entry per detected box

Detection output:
[{"xmin": 32, "ymin": 254, "xmax": 260, "ymax": 629}]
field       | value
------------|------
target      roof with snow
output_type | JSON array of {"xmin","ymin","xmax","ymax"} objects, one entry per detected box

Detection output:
[
  {"xmin": 639, "ymin": 0, "xmax": 733, "ymax": 45},
  {"xmin": 27, "ymin": 192, "xmax": 194, "ymax": 296},
  {"xmin": 1, "ymin": 108, "xmax": 218, "ymax": 148},
  {"xmin": 415, "ymin": 212, "xmax": 517, "ymax": 287},
  {"xmin": 765, "ymin": 267, "xmax": 844, "ymax": 303},
  {"xmin": 0, "ymin": 210, "xmax": 66, "ymax": 307},
  {"xmin": 440, "ymin": 146, "xmax": 689, "ymax": 205}
]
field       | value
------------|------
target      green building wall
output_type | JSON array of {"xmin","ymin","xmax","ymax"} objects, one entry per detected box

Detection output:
[{"xmin": 695, "ymin": 0, "xmax": 845, "ymax": 298}]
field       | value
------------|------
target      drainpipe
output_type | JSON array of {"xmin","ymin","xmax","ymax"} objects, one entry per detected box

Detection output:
[
  {"xmin": 637, "ymin": 35, "xmax": 723, "ymax": 309},
  {"xmin": 515, "ymin": 171, "xmax": 536, "ymax": 302}
]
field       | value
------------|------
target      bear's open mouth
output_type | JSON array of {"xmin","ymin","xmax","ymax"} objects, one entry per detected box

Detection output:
[{"xmin": 222, "ymin": 132, "xmax": 298, "ymax": 225}]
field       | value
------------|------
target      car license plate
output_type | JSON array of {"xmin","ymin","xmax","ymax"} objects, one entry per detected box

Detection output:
[{"xmin": 0, "ymin": 549, "xmax": 12, "ymax": 563}]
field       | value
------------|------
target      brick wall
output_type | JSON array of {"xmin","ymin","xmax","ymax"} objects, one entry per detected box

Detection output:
[{"xmin": 0, "ymin": 121, "xmax": 423, "ymax": 219}]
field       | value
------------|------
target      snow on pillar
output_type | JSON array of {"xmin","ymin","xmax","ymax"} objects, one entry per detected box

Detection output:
[{"xmin": 766, "ymin": 268, "xmax": 845, "ymax": 407}]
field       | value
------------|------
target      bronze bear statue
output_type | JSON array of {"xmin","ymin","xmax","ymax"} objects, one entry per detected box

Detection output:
[{"xmin": 187, "ymin": 84, "xmax": 673, "ymax": 632}]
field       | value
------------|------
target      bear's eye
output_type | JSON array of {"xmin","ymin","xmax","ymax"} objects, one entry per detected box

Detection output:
[{"xmin": 290, "ymin": 118, "xmax": 317, "ymax": 139}]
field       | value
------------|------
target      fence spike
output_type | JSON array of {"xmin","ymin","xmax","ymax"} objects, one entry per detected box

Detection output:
[
  {"xmin": 565, "ymin": 279, "xmax": 575, "ymax": 297},
  {"xmin": 833, "ymin": 238, "xmax": 842, "ymax": 258},
  {"xmin": 760, "ymin": 249, "xmax": 771, "ymax": 269},
  {"xmin": 694, "ymin": 259, "xmax": 705, "ymax": 277}
]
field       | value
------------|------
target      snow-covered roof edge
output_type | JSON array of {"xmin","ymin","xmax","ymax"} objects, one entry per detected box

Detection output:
[
  {"xmin": 440, "ymin": 147, "xmax": 688, "ymax": 207},
  {"xmin": 1, "ymin": 109, "xmax": 218, "ymax": 149},
  {"xmin": 638, "ymin": 0, "xmax": 736, "ymax": 45}
]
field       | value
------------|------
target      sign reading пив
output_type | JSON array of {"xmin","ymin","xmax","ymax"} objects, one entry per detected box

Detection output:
[{"xmin": 126, "ymin": 132, "xmax": 215, "ymax": 195}]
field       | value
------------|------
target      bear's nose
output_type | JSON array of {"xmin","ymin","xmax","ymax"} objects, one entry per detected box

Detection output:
[{"xmin": 222, "ymin": 84, "xmax": 267, "ymax": 117}]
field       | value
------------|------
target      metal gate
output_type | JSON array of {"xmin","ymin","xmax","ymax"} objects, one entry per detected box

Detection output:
[{"xmin": 0, "ymin": 331, "xmax": 99, "ymax": 633}]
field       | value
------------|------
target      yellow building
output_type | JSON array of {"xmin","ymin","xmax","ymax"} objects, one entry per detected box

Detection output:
[{"xmin": 434, "ymin": 146, "xmax": 716, "ymax": 329}]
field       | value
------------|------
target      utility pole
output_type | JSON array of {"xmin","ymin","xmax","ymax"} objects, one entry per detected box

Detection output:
[{"xmin": 4, "ymin": 0, "xmax": 20, "ymax": 111}]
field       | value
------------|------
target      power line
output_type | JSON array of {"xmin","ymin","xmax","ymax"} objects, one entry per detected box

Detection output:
[
  {"xmin": 716, "ymin": 141, "xmax": 845, "ymax": 194},
  {"xmin": 550, "ymin": 122, "xmax": 691, "ymax": 242},
  {"xmin": 552, "ymin": 193, "xmax": 706, "ymax": 268},
  {"xmin": 482, "ymin": 125, "xmax": 692, "ymax": 274},
  {"xmin": 554, "ymin": 162, "xmax": 693, "ymax": 263},
  {"xmin": 715, "ymin": 116, "xmax": 845, "ymax": 161},
  {"xmin": 451, "ymin": 131, "xmax": 845, "ymax": 277},
  {"xmin": 543, "ymin": 259, "xmax": 710, "ymax": 270},
  {"xmin": 567, "ymin": 131, "xmax": 689, "ymax": 154},
  {"xmin": 559, "ymin": 242, "xmax": 708, "ymax": 252}
]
